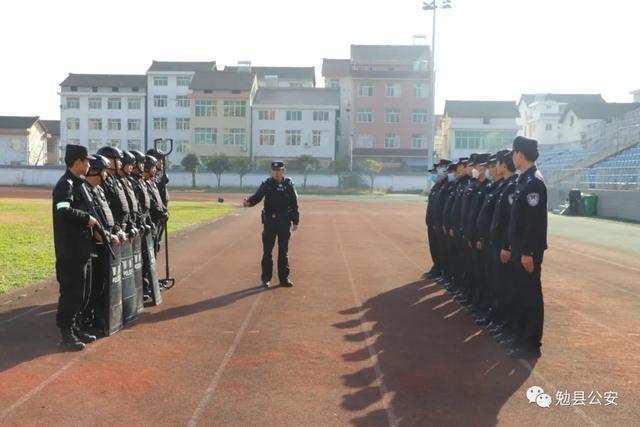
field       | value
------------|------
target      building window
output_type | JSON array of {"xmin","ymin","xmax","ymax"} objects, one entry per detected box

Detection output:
[
  {"xmin": 259, "ymin": 129, "xmax": 276, "ymax": 145},
  {"xmin": 176, "ymin": 95, "xmax": 190, "ymax": 108},
  {"xmin": 286, "ymin": 111, "xmax": 302, "ymax": 121},
  {"xmin": 112, "ymin": 87, "xmax": 119, "ymax": 92},
  {"xmin": 385, "ymin": 109, "xmax": 400, "ymax": 123},
  {"xmin": 127, "ymin": 98, "xmax": 141, "ymax": 110},
  {"xmin": 66, "ymin": 118, "xmax": 80, "ymax": 130},
  {"xmin": 223, "ymin": 100, "xmax": 247, "ymax": 117},
  {"xmin": 89, "ymin": 98, "xmax": 102, "ymax": 109},
  {"xmin": 482, "ymin": 117, "xmax": 491, "ymax": 125},
  {"xmin": 88, "ymin": 118, "xmax": 102, "ymax": 130},
  {"xmin": 154, "ymin": 95, "xmax": 168, "ymax": 108},
  {"xmin": 329, "ymin": 79, "xmax": 340, "ymax": 89},
  {"xmin": 194, "ymin": 128, "xmax": 216, "ymax": 144},
  {"xmin": 153, "ymin": 117, "xmax": 168, "ymax": 130},
  {"xmin": 569, "ymin": 116, "xmax": 574, "ymax": 126},
  {"xmin": 108, "ymin": 139, "xmax": 121, "ymax": 148},
  {"xmin": 356, "ymin": 108, "xmax": 373, "ymax": 123},
  {"xmin": 108, "ymin": 119, "xmax": 121, "ymax": 131},
  {"xmin": 223, "ymin": 128, "xmax": 246, "ymax": 145},
  {"xmin": 312, "ymin": 130, "xmax": 325, "ymax": 146},
  {"xmin": 355, "ymin": 135, "xmax": 374, "ymax": 148},
  {"xmin": 547, "ymin": 122, "xmax": 554, "ymax": 131},
  {"xmin": 153, "ymin": 76, "xmax": 168, "ymax": 86},
  {"xmin": 385, "ymin": 82, "xmax": 401, "ymax": 97},
  {"xmin": 286, "ymin": 130, "xmax": 302, "ymax": 146},
  {"xmin": 176, "ymin": 76, "xmax": 191, "ymax": 86},
  {"xmin": 414, "ymin": 83, "xmax": 428, "ymax": 98},
  {"xmin": 454, "ymin": 130, "xmax": 517, "ymax": 150},
  {"xmin": 127, "ymin": 119, "xmax": 141, "ymax": 131},
  {"xmin": 412, "ymin": 134, "xmax": 425, "ymax": 148},
  {"xmin": 132, "ymin": 87, "xmax": 139, "ymax": 93},
  {"xmin": 259, "ymin": 110, "xmax": 275, "ymax": 120},
  {"xmin": 357, "ymin": 83, "xmax": 373, "ymax": 97},
  {"xmin": 108, "ymin": 98, "xmax": 121, "ymax": 110},
  {"xmin": 65, "ymin": 97, "xmax": 80, "ymax": 109},
  {"xmin": 176, "ymin": 140, "xmax": 190, "ymax": 153},
  {"xmin": 289, "ymin": 82, "xmax": 303, "ymax": 88},
  {"xmin": 88, "ymin": 139, "xmax": 101, "ymax": 151},
  {"xmin": 313, "ymin": 111, "xmax": 329, "ymax": 121},
  {"xmin": 127, "ymin": 139, "xmax": 142, "ymax": 151},
  {"xmin": 195, "ymin": 100, "xmax": 216, "ymax": 117},
  {"xmin": 384, "ymin": 133, "xmax": 400, "ymax": 148},
  {"xmin": 176, "ymin": 118, "xmax": 190, "ymax": 130},
  {"xmin": 413, "ymin": 109, "xmax": 428, "ymax": 124}
]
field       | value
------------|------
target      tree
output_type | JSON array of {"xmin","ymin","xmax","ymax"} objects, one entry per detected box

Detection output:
[
  {"xmin": 207, "ymin": 154, "xmax": 231, "ymax": 190},
  {"xmin": 231, "ymin": 157, "xmax": 253, "ymax": 190},
  {"xmin": 181, "ymin": 154, "xmax": 200, "ymax": 188},
  {"xmin": 295, "ymin": 154, "xmax": 320, "ymax": 191},
  {"xmin": 363, "ymin": 159, "xmax": 384, "ymax": 192}
]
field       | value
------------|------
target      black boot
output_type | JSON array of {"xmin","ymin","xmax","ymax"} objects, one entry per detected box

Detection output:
[
  {"xmin": 73, "ymin": 327, "xmax": 97, "ymax": 344},
  {"xmin": 59, "ymin": 328, "xmax": 85, "ymax": 351},
  {"xmin": 279, "ymin": 279, "xmax": 294, "ymax": 288}
]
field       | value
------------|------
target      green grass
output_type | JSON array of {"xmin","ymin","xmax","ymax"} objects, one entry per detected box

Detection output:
[{"xmin": 0, "ymin": 198, "xmax": 233, "ymax": 294}]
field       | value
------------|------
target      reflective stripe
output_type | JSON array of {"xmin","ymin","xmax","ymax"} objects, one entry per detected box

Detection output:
[{"xmin": 56, "ymin": 201, "xmax": 71, "ymax": 210}]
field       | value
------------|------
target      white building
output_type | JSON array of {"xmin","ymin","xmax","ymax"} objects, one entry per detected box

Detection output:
[
  {"xmin": 146, "ymin": 61, "xmax": 216, "ymax": 165},
  {"xmin": 0, "ymin": 116, "xmax": 48, "ymax": 165},
  {"xmin": 41, "ymin": 119, "xmax": 61, "ymax": 164},
  {"xmin": 558, "ymin": 102, "xmax": 640, "ymax": 142},
  {"xmin": 322, "ymin": 58, "xmax": 352, "ymax": 168},
  {"xmin": 631, "ymin": 89, "xmax": 640, "ymax": 102},
  {"xmin": 517, "ymin": 93, "xmax": 605, "ymax": 144},
  {"xmin": 224, "ymin": 63, "xmax": 315, "ymax": 88},
  {"xmin": 251, "ymin": 88, "xmax": 339, "ymax": 165},
  {"xmin": 442, "ymin": 100, "xmax": 520, "ymax": 161},
  {"xmin": 59, "ymin": 74, "xmax": 147, "ymax": 153}
]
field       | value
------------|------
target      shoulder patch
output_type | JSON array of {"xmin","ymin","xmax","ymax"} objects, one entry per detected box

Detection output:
[
  {"xmin": 508, "ymin": 193, "xmax": 515, "ymax": 205},
  {"xmin": 527, "ymin": 193, "xmax": 540, "ymax": 207}
]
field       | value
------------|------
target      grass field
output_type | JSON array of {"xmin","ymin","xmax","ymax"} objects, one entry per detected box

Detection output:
[{"xmin": 0, "ymin": 198, "xmax": 233, "ymax": 294}]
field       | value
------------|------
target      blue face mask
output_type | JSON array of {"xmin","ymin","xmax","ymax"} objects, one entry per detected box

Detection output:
[
  {"xmin": 437, "ymin": 167, "xmax": 446, "ymax": 175},
  {"xmin": 485, "ymin": 170, "xmax": 493, "ymax": 182},
  {"xmin": 430, "ymin": 174, "xmax": 438, "ymax": 183},
  {"xmin": 447, "ymin": 173, "xmax": 455, "ymax": 182}
]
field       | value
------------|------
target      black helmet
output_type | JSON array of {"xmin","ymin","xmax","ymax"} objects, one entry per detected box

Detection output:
[
  {"xmin": 97, "ymin": 146, "xmax": 123, "ymax": 159},
  {"xmin": 88, "ymin": 154, "xmax": 111, "ymax": 173},
  {"xmin": 144, "ymin": 155, "xmax": 158, "ymax": 170},
  {"xmin": 129, "ymin": 149, "xmax": 145, "ymax": 163},
  {"xmin": 147, "ymin": 148, "xmax": 165, "ymax": 160},
  {"xmin": 121, "ymin": 150, "xmax": 137, "ymax": 165}
]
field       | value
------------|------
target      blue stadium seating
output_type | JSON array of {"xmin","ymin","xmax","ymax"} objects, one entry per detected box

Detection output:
[{"xmin": 584, "ymin": 144, "xmax": 640, "ymax": 187}]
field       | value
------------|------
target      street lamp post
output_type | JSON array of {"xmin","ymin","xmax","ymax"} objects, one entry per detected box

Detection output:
[{"xmin": 422, "ymin": 0, "xmax": 451, "ymax": 186}]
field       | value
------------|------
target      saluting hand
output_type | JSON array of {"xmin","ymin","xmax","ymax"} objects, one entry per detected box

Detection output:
[
  {"xmin": 242, "ymin": 198, "xmax": 250, "ymax": 208},
  {"xmin": 521, "ymin": 255, "xmax": 534, "ymax": 273}
]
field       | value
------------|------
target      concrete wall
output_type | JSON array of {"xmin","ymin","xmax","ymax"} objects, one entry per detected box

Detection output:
[
  {"xmin": 0, "ymin": 166, "xmax": 429, "ymax": 191},
  {"xmin": 548, "ymin": 185, "xmax": 640, "ymax": 222}
]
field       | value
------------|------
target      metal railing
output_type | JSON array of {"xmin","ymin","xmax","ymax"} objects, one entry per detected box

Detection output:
[{"xmin": 551, "ymin": 166, "xmax": 640, "ymax": 190}]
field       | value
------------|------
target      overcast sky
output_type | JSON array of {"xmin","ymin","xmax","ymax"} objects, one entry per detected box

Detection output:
[{"xmin": 1, "ymin": 0, "xmax": 638, "ymax": 120}]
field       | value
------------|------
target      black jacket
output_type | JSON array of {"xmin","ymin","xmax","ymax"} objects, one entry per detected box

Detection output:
[
  {"xmin": 490, "ymin": 175, "xmax": 517, "ymax": 249},
  {"xmin": 508, "ymin": 166, "xmax": 548, "ymax": 256},
  {"xmin": 464, "ymin": 179, "xmax": 489, "ymax": 242},
  {"xmin": 247, "ymin": 177, "xmax": 300, "ymax": 225},
  {"xmin": 476, "ymin": 179, "xmax": 507, "ymax": 242},
  {"xmin": 52, "ymin": 170, "xmax": 93, "ymax": 260}
]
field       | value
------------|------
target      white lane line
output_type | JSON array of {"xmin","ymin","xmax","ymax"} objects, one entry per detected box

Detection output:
[
  {"xmin": 187, "ymin": 291, "xmax": 264, "ymax": 427},
  {"xmin": 0, "ymin": 339, "xmax": 106, "ymax": 421},
  {"xmin": 552, "ymin": 243, "xmax": 640, "ymax": 273},
  {"xmin": 332, "ymin": 216, "xmax": 398, "ymax": 427},
  {"xmin": 0, "ymin": 305, "xmax": 44, "ymax": 325}
]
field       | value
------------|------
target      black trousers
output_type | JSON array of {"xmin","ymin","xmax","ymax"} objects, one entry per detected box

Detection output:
[
  {"xmin": 261, "ymin": 217, "xmax": 292, "ymax": 282},
  {"xmin": 427, "ymin": 224, "xmax": 439, "ymax": 272},
  {"xmin": 510, "ymin": 250, "xmax": 545, "ymax": 350},
  {"xmin": 84, "ymin": 247, "xmax": 109, "ymax": 329},
  {"xmin": 56, "ymin": 258, "xmax": 92, "ymax": 330}
]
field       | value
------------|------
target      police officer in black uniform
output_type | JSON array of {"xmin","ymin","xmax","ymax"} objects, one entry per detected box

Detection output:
[
  {"xmin": 96, "ymin": 146, "xmax": 131, "ymax": 242},
  {"xmin": 432, "ymin": 161, "xmax": 457, "ymax": 286},
  {"xmin": 506, "ymin": 136, "xmax": 548, "ymax": 359},
  {"xmin": 147, "ymin": 148, "xmax": 169, "ymax": 207},
  {"xmin": 52, "ymin": 145, "xmax": 99, "ymax": 351},
  {"xmin": 424, "ymin": 159, "xmax": 450, "ymax": 279},
  {"xmin": 83, "ymin": 155, "xmax": 120, "ymax": 334},
  {"xmin": 243, "ymin": 161, "xmax": 299, "ymax": 288}
]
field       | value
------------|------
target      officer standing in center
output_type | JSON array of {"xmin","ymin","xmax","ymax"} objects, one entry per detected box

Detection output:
[{"xmin": 243, "ymin": 161, "xmax": 299, "ymax": 289}]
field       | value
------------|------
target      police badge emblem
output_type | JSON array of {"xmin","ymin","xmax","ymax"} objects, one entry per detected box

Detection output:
[{"xmin": 527, "ymin": 193, "xmax": 540, "ymax": 207}]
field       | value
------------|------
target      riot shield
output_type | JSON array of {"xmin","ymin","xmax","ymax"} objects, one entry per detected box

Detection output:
[
  {"xmin": 132, "ymin": 234, "xmax": 144, "ymax": 314},
  {"xmin": 104, "ymin": 243, "xmax": 123, "ymax": 336},
  {"xmin": 121, "ymin": 240, "xmax": 138, "ymax": 324},
  {"xmin": 143, "ymin": 231, "xmax": 163, "ymax": 306}
]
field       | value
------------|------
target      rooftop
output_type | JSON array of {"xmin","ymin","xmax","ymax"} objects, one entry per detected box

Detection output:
[
  {"xmin": 223, "ymin": 66, "xmax": 315, "ymax": 82},
  {"xmin": 147, "ymin": 61, "xmax": 216, "ymax": 72},
  {"xmin": 60, "ymin": 74, "xmax": 146, "ymax": 89},
  {"xmin": 253, "ymin": 88, "xmax": 339, "ymax": 106},
  {"xmin": 561, "ymin": 102, "xmax": 640, "ymax": 122},
  {"xmin": 351, "ymin": 45, "xmax": 430, "ymax": 63},
  {"xmin": 519, "ymin": 93, "xmax": 606, "ymax": 106},
  {"xmin": 444, "ymin": 100, "xmax": 520, "ymax": 118},
  {"xmin": 0, "ymin": 116, "xmax": 39, "ymax": 130},
  {"xmin": 190, "ymin": 71, "xmax": 255, "ymax": 91}
]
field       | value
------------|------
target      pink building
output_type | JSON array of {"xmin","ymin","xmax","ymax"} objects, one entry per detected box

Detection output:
[{"xmin": 323, "ymin": 45, "xmax": 431, "ymax": 170}]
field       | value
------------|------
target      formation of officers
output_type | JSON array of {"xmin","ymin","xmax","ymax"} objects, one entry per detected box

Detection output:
[
  {"xmin": 425, "ymin": 136, "xmax": 548, "ymax": 359},
  {"xmin": 52, "ymin": 144, "xmax": 169, "ymax": 351}
]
